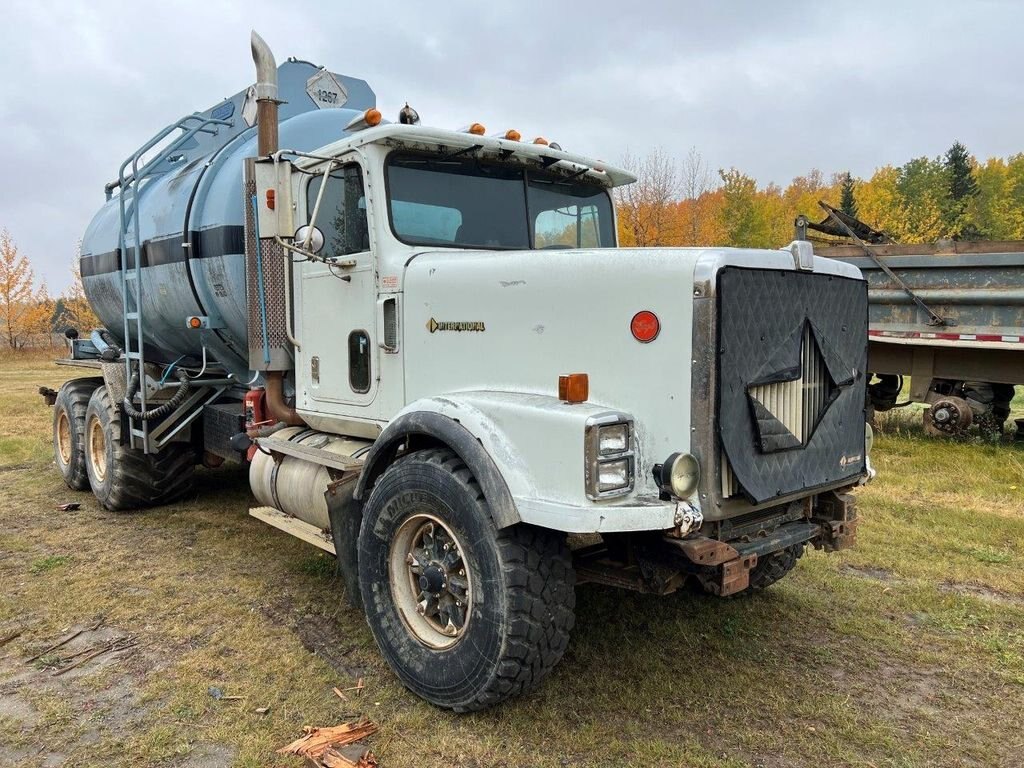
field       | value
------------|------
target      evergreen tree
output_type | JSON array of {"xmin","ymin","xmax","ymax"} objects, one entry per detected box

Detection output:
[
  {"xmin": 839, "ymin": 172, "xmax": 858, "ymax": 218},
  {"xmin": 944, "ymin": 141, "xmax": 982, "ymax": 239},
  {"xmin": 945, "ymin": 141, "xmax": 978, "ymax": 201}
]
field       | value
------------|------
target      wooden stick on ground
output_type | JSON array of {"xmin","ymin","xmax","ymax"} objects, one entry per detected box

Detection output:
[
  {"xmin": 26, "ymin": 615, "xmax": 104, "ymax": 663},
  {"xmin": 52, "ymin": 637, "xmax": 136, "ymax": 677}
]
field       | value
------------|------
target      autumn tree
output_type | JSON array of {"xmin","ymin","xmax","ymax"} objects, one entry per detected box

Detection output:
[
  {"xmin": 57, "ymin": 252, "xmax": 100, "ymax": 333},
  {"xmin": 616, "ymin": 147, "xmax": 681, "ymax": 247},
  {"xmin": 839, "ymin": 172, "xmax": 858, "ymax": 218},
  {"xmin": 0, "ymin": 229, "xmax": 52, "ymax": 349},
  {"xmin": 679, "ymin": 147, "xmax": 713, "ymax": 245}
]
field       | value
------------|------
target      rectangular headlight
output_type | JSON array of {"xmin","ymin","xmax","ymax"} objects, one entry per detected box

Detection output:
[
  {"xmin": 597, "ymin": 423, "xmax": 630, "ymax": 455},
  {"xmin": 597, "ymin": 458, "xmax": 631, "ymax": 492},
  {"xmin": 585, "ymin": 413, "xmax": 635, "ymax": 500}
]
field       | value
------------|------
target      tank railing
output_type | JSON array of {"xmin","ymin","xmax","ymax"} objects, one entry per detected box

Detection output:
[
  {"xmin": 115, "ymin": 113, "xmax": 233, "ymax": 454},
  {"xmin": 106, "ymin": 114, "xmax": 231, "ymax": 200}
]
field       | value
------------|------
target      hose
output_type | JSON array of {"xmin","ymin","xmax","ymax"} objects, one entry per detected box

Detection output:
[{"xmin": 122, "ymin": 367, "xmax": 191, "ymax": 422}]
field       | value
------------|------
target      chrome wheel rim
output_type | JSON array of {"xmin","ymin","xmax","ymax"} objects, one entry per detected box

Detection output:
[
  {"xmin": 56, "ymin": 410, "xmax": 73, "ymax": 466},
  {"xmin": 388, "ymin": 513, "xmax": 472, "ymax": 649},
  {"xmin": 88, "ymin": 416, "xmax": 107, "ymax": 482}
]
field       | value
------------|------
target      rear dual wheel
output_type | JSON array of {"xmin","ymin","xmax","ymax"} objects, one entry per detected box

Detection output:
[
  {"xmin": 52, "ymin": 378, "xmax": 103, "ymax": 490},
  {"xmin": 359, "ymin": 448, "xmax": 576, "ymax": 712},
  {"xmin": 83, "ymin": 385, "xmax": 195, "ymax": 511}
]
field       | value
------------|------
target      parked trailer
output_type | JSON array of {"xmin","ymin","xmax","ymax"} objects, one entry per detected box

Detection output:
[
  {"xmin": 47, "ymin": 32, "xmax": 873, "ymax": 711},
  {"xmin": 809, "ymin": 235, "xmax": 1024, "ymax": 436}
]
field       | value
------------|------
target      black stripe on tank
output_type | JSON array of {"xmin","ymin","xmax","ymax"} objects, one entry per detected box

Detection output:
[{"xmin": 80, "ymin": 224, "xmax": 245, "ymax": 278}]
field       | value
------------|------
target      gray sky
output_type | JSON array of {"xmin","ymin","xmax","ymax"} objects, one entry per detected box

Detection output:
[{"xmin": 2, "ymin": 0, "xmax": 1021, "ymax": 292}]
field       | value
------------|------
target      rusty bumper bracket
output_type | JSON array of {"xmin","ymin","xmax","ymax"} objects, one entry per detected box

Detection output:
[
  {"xmin": 810, "ymin": 491, "xmax": 859, "ymax": 552},
  {"xmin": 666, "ymin": 536, "xmax": 758, "ymax": 597}
]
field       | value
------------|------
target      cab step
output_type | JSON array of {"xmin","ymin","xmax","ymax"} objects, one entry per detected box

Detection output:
[{"xmin": 249, "ymin": 505, "xmax": 336, "ymax": 554}]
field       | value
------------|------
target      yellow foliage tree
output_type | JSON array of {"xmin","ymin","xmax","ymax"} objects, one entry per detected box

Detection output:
[
  {"xmin": 57, "ymin": 252, "xmax": 100, "ymax": 333},
  {"xmin": 0, "ymin": 228, "xmax": 51, "ymax": 349}
]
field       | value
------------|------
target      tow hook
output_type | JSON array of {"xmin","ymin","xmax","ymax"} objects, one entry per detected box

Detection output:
[{"xmin": 672, "ymin": 501, "xmax": 703, "ymax": 537}]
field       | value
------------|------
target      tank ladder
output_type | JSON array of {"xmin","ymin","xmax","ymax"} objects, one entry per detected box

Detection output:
[{"xmin": 115, "ymin": 113, "xmax": 233, "ymax": 453}]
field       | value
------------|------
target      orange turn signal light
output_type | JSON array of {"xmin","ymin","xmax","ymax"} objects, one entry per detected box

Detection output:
[
  {"xmin": 533, "ymin": 137, "xmax": 549, "ymax": 145},
  {"xmin": 558, "ymin": 373, "xmax": 589, "ymax": 404},
  {"xmin": 265, "ymin": 188, "xmax": 275, "ymax": 210},
  {"xmin": 467, "ymin": 122, "xmax": 486, "ymax": 135},
  {"xmin": 504, "ymin": 129, "xmax": 522, "ymax": 141},
  {"xmin": 188, "ymin": 316, "xmax": 203, "ymax": 329},
  {"xmin": 364, "ymin": 108, "xmax": 382, "ymax": 127}
]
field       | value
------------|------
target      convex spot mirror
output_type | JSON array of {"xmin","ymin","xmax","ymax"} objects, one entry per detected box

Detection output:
[{"xmin": 294, "ymin": 225, "xmax": 325, "ymax": 254}]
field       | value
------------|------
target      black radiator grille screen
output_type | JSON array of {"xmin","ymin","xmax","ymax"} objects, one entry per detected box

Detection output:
[{"xmin": 716, "ymin": 267, "xmax": 868, "ymax": 504}]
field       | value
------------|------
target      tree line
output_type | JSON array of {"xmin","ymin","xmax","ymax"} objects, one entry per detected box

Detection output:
[
  {"xmin": 0, "ymin": 229, "xmax": 97, "ymax": 350},
  {"xmin": 614, "ymin": 141, "xmax": 1024, "ymax": 249}
]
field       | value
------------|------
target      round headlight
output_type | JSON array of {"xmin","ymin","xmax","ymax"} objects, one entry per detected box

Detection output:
[{"xmin": 659, "ymin": 452, "xmax": 700, "ymax": 499}]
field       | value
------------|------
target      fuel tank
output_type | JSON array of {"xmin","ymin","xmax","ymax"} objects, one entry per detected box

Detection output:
[{"xmin": 80, "ymin": 60, "xmax": 375, "ymax": 378}]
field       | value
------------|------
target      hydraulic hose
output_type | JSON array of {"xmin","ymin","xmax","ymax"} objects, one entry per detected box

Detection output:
[{"xmin": 122, "ymin": 367, "xmax": 191, "ymax": 422}]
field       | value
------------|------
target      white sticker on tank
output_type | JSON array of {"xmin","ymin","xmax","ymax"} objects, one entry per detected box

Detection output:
[{"xmin": 306, "ymin": 71, "xmax": 348, "ymax": 109}]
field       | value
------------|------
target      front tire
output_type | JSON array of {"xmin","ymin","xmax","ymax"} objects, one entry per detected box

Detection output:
[
  {"xmin": 358, "ymin": 448, "xmax": 575, "ymax": 712},
  {"xmin": 52, "ymin": 378, "xmax": 103, "ymax": 491},
  {"xmin": 83, "ymin": 385, "xmax": 195, "ymax": 511}
]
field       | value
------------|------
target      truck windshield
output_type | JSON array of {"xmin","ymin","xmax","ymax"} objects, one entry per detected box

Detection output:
[{"xmin": 385, "ymin": 152, "xmax": 615, "ymax": 250}]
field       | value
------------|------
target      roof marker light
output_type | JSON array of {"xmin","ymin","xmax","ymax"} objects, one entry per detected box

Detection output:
[
  {"xmin": 503, "ymin": 129, "xmax": 522, "ymax": 141},
  {"xmin": 461, "ymin": 122, "xmax": 487, "ymax": 135},
  {"xmin": 345, "ymin": 108, "xmax": 382, "ymax": 131},
  {"xmin": 533, "ymin": 137, "xmax": 549, "ymax": 146}
]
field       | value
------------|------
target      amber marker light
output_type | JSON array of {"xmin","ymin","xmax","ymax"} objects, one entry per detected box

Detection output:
[
  {"xmin": 188, "ymin": 316, "xmax": 203, "ymax": 329},
  {"xmin": 364, "ymin": 108, "xmax": 382, "ymax": 126},
  {"xmin": 558, "ymin": 373, "xmax": 589, "ymax": 404},
  {"xmin": 265, "ymin": 189, "xmax": 275, "ymax": 210},
  {"xmin": 467, "ymin": 122, "xmax": 486, "ymax": 135},
  {"xmin": 504, "ymin": 129, "xmax": 522, "ymax": 141},
  {"xmin": 630, "ymin": 311, "xmax": 660, "ymax": 343},
  {"xmin": 533, "ymin": 137, "xmax": 549, "ymax": 145}
]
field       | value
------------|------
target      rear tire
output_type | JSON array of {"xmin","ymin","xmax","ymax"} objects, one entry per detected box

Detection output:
[
  {"xmin": 358, "ymin": 448, "xmax": 575, "ymax": 712},
  {"xmin": 83, "ymin": 385, "xmax": 195, "ymax": 511},
  {"xmin": 52, "ymin": 378, "xmax": 103, "ymax": 491}
]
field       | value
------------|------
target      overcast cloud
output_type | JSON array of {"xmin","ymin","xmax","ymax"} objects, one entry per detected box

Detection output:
[{"xmin": 1, "ymin": 0, "xmax": 1021, "ymax": 291}]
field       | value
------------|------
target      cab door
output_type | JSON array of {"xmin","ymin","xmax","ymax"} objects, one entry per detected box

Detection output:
[{"xmin": 296, "ymin": 160, "xmax": 378, "ymax": 412}]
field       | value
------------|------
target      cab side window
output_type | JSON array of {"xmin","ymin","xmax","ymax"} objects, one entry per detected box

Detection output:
[{"xmin": 306, "ymin": 164, "xmax": 369, "ymax": 258}]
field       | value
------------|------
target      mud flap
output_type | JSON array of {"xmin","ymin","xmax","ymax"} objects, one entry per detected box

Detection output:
[{"xmin": 325, "ymin": 475, "xmax": 362, "ymax": 609}]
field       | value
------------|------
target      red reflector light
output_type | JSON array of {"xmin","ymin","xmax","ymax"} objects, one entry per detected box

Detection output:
[
  {"xmin": 558, "ymin": 373, "xmax": 589, "ymax": 404},
  {"xmin": 631, "ymin": 311, "xmax": 660, "ymax": 343},
  {"xmin": 265, "ymin": 189, "xmax": 276, "ymax": 210}
]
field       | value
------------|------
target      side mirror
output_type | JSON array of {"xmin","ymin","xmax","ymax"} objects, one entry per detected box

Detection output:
[{"xmin": 294, "ymin": 225, "xmax": 325, "ymax": 255}]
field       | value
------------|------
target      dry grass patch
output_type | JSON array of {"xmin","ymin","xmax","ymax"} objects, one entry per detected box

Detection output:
[{"xmin": 0, "ymin": 355, "xmax": 1022, "ymax": 767}]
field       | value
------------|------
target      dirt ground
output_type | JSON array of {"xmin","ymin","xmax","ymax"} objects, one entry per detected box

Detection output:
[{"xmin": 1, "ymin": 353, "xmax": 1023, "ymax": 767}]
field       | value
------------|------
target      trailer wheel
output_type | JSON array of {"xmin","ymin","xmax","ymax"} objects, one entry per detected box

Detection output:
[
  {"xmin": 83, "ymin": 385, "xmax": 195, "ymax": 511},
  {"xmin": 358, "ymin": 448, "xmax": 575, "ymax": 712},
  {"xmin": 52, "ymin": 378, "xmax": 103, "ymax": 491}
]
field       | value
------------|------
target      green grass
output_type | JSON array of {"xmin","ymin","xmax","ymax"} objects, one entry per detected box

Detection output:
[
  {"xmin": 29, "ymin": 555, "xmax": 70, "ymax": 574},
  {"xmin": 0, "ymin": 354, "xmax": 1023, "ymax": 767}
]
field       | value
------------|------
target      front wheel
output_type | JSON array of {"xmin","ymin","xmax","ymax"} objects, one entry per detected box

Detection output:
[{"xmin": 358, "ymin": 448, "xmax": 575, "ymax": 712}]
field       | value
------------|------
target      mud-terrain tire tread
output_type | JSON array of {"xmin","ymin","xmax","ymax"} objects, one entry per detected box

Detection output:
[
  {"xmin": 359, "ymin": 447, "xmax": 575, "ymax": 712},
  {"xmin": 52, "ymin": 377, "xmax": 103, "ymax": 491},
  {"xmin": 742, "ymin": 542, "xmax": 804, "ymax": 594},
  {"xmin": 84, "ymin": 385, "xmax": 195, "ymax": 511}
]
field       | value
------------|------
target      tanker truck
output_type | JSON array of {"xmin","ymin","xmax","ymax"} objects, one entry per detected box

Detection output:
[{"xmin": 47, "ymin": 32, "xmax": 873, "ymax": 711}]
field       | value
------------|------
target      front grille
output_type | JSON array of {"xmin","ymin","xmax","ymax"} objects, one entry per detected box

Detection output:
[
  {"xmin": 721, "ymin": 324, "xmax": 832, "ymax": 498},
  {"xmin": 715, "ymin": 267, "xmax": 868, "ymax": 505}
]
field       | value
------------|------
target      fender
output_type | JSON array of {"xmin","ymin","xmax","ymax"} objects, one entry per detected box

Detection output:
[{"xmin": 354, "ymin": 407, "xmax": 521, "ymax": 529}]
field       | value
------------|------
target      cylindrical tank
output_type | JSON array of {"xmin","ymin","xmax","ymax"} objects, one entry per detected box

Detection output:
[
  {"xmin": 79, "ymin": 61, "xmax": 375, "ymax": 379},
  {"xmin": 250, "ymin": 427, "xmax": 371, "ymax": 529}
]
